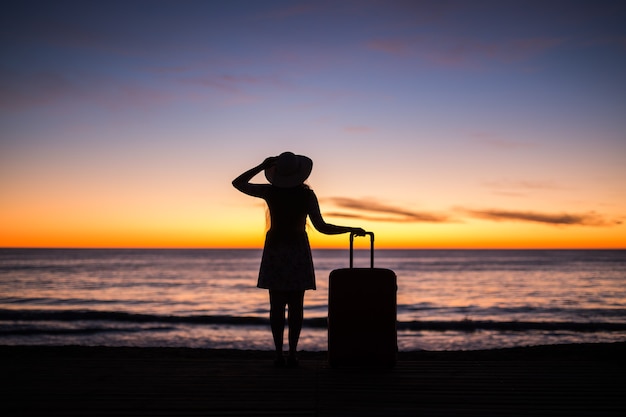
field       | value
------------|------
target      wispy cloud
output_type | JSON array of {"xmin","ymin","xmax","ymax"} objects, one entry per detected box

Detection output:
[
  {"xmin": 0, "ymin": 70, "xmax": 76, "ymax": 110},
  {"xmin": 481, "ymin": 179, "xmax": 565, "ymax": 197},
  {"xmin": 366, "ymin": 39, "xmax": 411, "ymax": 56},
  {"xmin": 323, "ymin": 197, "xmax": 621, "ymax": 227},
  {"xmin": 460, "ymin": 208, "xmax": 622, "ymax": 227},
  {"xmin": 324, "ymin": 197, "xmax": 450, "ymax": 223},
  {"xmin": 366, "ymin": 35, "xmax": 565, "ymax": 68},
  {"xmin": 468, "ymin": 131, "xmax": 535, "ymax": 150},
  {"xmin": 182, "ymin": 73, "xmax": 286, "ymax": 94},
  {"xmin": 253, "ymin": 3, "xmax": 318, "ymax": 21},
  {"xmin": 0, "ymin": 69, "xmax": 173, "ymax": 111}
]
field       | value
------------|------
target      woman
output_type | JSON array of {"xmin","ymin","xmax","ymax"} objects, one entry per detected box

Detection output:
[{"xmin": 232, "ymin": 151, "xmax": 365, "ymax": 367}]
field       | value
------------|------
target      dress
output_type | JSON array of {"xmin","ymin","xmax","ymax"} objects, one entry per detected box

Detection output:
[{"xmin": 256, "ymin": 185, "xmax": 316, "ymax": 291}]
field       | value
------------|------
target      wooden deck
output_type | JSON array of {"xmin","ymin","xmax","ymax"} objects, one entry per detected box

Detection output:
[{"xmin": 3, "ymin": 345, "xmax": 625, "ymax": 416}]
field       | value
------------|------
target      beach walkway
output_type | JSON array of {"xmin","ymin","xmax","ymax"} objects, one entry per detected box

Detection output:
[{"xmin": 3, "ymin": 344, "xmax": 625, "ymax": 416}]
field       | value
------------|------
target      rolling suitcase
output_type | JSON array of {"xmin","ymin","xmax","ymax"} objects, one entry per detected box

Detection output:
[{"xmin": 328, "ymin": 232, "xmax": 397, "ymax": 368}]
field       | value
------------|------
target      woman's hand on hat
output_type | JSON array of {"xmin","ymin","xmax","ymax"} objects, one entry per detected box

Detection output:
[{"xmin": 262, "ymin": 156, "xmax": 278, "ymax": 168}]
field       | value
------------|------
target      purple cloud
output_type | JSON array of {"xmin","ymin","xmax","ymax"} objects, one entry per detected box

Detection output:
[
  {"xmin": 468, "ymin": 132, "xmax": 536, "ymax": 150},
  {"xmin": 0, "ymin": 70, "xmax": 77, "ymax": 110},
  {"xmin": 182, "ymin": 73, "xmax": 288, "ymax": 94},
  {"xmin": 366, "ymin": 35, "xmax": 565, "ymax": 68},
  {"xmin": 366, "ymin": 39, "xmax": 411, "ymax": 56},
  {"xmin": 0, "ymin": 69, "xmax": 174, "ymax": 111},
  {"xmin": 253, "ymin": 3, "xmax": 318, "ymax": 21}
]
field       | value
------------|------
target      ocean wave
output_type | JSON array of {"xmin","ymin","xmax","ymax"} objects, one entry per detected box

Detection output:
[
  {"xmin": 0, "ymin": 309, "xmax": 270, "ymax": 326},
  {"xmin": 398, "ymin": 320, "xmax": 626, "ymax": 332},
  {"xmin": 0, "ymin": 325, "xmax": 174, "ymax": 336},
  {"xmin": 406, "ymin": 304, "xmax": 626, "ymax": 316},
  {"xmin": 1, "ymin": 309, "xmax": 625, "ymax": 334}
]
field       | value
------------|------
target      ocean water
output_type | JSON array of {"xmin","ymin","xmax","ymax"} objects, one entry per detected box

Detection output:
[{"xmin": 1, "ymin": 248, "xmax": 625, "ymax": 351}]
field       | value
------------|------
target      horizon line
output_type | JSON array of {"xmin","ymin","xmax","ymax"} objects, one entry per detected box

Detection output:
[{"xmin": 2, "ymin": 246, "xmax": 625, "ymax": 251}]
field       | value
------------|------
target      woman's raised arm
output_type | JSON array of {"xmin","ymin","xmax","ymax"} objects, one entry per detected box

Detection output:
[{"xmin": 232, "ymin": 157, "xmax": 276, "ymax": 196}]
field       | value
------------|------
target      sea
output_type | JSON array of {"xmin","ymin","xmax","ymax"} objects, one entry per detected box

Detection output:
[{"xmin": 1, "ymin": 249, "xmax": 625, "ymax": 351}]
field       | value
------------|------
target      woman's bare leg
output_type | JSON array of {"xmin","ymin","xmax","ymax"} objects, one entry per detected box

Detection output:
[
  {"xmin": 287, "ymin": 290, "xmax": 305, "ymax": 364},
  {"xmin": 269, "ymin": 290, "xmax": 287, "ymax": 360}
]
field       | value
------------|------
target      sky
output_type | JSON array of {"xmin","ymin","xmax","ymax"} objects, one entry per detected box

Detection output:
[{"xmin": 1, "ymin": 0, "xmax": 625, "ymax": 249}]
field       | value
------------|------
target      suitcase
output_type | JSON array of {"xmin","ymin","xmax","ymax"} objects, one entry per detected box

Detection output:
[{"xmin": 328, "ymin": 232, "xmax": 397, "ymax": 368}]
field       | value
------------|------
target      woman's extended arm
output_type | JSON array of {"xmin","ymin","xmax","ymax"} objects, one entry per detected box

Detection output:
[
  {"xmin": 232, "ymin": 157, "xmax": 276, "ymax": 196},
  {"xmin": 307, "ymin": 191, "xmax": 365, "ymax": 235}
]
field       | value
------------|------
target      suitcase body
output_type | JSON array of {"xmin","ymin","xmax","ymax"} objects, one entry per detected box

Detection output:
[{"xmin": 328, "ymin": 232, "xmax": 397, "ymax": 368}]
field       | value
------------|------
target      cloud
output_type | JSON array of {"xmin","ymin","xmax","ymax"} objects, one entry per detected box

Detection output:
[
  {"xmin": 366, "ymin": 35, "xmax": 565, "ymax": 68},
  {"xmin": 0, "ymin": 69, "xmax": 175, "ymax": 111},
  {"xmin": 496, "ymin": 37, "xmax": 565, "ymax": 62},
  {"xmin": 182, "ymin": 73, "xmax": 288, "ymax": 94},
  {"xmin": 325, "ymin": 197, "xmax": 450, "ymax": 223},
  {"xmin": 461, "ymin": 208, "xmax": 622, "ymax": 227},
  {"xmin": 483, "ymin": 180, "xmax": 562, "ymax": 190},
  {"xmin": 0, "ymin": 70, "xmax": 76, "ymax": 110},
  {"xmin": 481, "ymin": 179, "xmax": 565, "ymax": 197},
  {"xmin": 366, "ymin": 39, "xmax": 411, "ymax": 56},
  {"xmin": 253, "ymin": 3, "xmax": 318, "ymax": 21},
  {"xmin": 322, "ymin": 197, "xmax": 622, "ymax": 227},
  {"xmin": 469, "ymin": 132, "xmax": 535, "ymax": 150}
]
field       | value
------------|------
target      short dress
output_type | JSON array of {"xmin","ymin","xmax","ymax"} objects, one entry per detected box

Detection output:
[{"xmin": 256, "ymin": 185, "xmax": 316, "ymax": 291}]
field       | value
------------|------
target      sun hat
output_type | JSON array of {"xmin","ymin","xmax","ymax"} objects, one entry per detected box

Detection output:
[{"xmin": 264, "ymin": 151, "xmax": 313, "ymax": 188}]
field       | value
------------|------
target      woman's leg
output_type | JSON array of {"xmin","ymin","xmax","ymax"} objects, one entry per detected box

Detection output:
[
  {"xmin": 269, "ymin": 290, "xmax": 287, "ymax": 358},
  {"xmin": 287, "ymin": 290, "xmax": 305, "ymax": 358}
]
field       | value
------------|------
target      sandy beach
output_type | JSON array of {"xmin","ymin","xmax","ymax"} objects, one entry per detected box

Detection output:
[{"xmin": 3, "ymin": 342, "xmax": 625, "ymax": 416}]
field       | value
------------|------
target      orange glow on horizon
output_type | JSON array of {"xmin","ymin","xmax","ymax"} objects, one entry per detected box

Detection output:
[
  {"xmin": 2, "ymin": 227, "xmax": 624, "ymax": 250},
  {"xmin": 2, "ymin": 198, "xmax": 624, "ymax": 249}
]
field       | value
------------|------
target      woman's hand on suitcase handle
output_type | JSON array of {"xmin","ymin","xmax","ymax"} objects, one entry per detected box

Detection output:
[{"xmin": 350, "ymin": 227, "xmax": 366, "ymax": 236}]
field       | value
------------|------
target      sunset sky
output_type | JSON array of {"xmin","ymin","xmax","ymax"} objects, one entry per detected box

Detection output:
[{"xmin": 1, "ymin": 0, "xmax": 625, "ymax": 249}]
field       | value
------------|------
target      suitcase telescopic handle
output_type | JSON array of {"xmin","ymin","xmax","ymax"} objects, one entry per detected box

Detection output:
[{"xmin": 349, "ymin": 231, "xmax": 374, "ymax": 268}]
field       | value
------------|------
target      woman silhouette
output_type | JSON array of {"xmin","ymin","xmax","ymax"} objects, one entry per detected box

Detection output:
[{"xmin": 233, "ymin": 152, "xmax": 365, "ymax": 367}]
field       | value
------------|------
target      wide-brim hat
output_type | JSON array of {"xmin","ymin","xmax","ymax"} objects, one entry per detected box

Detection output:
[{"xmin": 264, "ymin": 151, "xmax": 313, "ymax": 188}]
